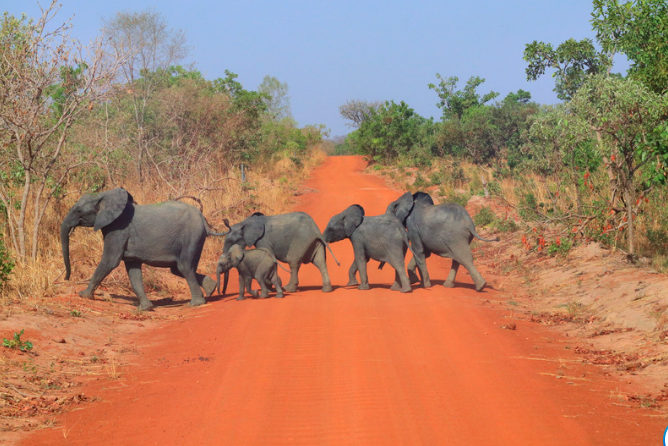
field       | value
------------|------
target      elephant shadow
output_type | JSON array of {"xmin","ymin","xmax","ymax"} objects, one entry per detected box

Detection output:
[
  {"xmin": 427, "ymin": 279, "xmax": 494, "ymax": 292},
  {"xmin": 109, "ymin": 293, "xmax": 193, "ymax": 308}
]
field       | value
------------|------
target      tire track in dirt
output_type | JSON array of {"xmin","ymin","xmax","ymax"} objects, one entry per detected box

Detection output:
[{"xmin": 23, "ymin": 156, "xmax": 665, "ymax": 445}]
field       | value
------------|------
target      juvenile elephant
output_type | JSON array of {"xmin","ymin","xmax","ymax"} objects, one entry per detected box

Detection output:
[
  {"xmin": 221, "ymin": 212, "xmax": 338, "ymax": 295},
  {"xmin": 323, "ymin": 204, "xmax": 413, "ymax": 293},
  {"xmin": 386, "ymin": 191, "xmax": 499, "ymax": 292},
  {"xmin": 216, "ymin": 245, "xmax": 284, "ymax": 300},
  {"xmin": 61, "ymin": 188, "xmax": 226, "ymax": 310}
]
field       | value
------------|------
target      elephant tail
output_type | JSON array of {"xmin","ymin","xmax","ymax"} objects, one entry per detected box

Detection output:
[
  {"xmin": 469, "ymin": 223, "xmax": 500, "ymax": 242},
  {"xmin": 205, "ymin": 217, "xmax": 232, "ymax": 237},
  {"xmin": 321, "ymin": 237, "xmax": 341, "ymax": 266},
  {"xmin": 276, "ymin": 262, "xmax": 291, "ymax": 273},
  {"xmin": 404, "ymin": 237, "xmax": 418, "ymax": 258}
]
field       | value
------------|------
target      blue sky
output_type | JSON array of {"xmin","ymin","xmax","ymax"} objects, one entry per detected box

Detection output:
[{"xmin": 5, "ymin": 0, "xmax": 626, "ymax": 136}]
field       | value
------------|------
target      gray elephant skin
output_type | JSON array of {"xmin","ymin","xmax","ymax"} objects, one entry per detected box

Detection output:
[
  {"xmin": 61, "ymin": 187, "xmax": 224, "ymax": 310},
  {"xmin": 323, "ymin": 204, "xmax": 413, "ymax": 293},
  {"xmin": 386, "ymin": 191, "xmax": 499, "ymax": 292},
  {"xmin": 221, "ymin": 212, "xmax": 335, "ymax": 295},
  {"xmin": 216, "ymin": 245, "xmax": 284, "ymax": 300}
]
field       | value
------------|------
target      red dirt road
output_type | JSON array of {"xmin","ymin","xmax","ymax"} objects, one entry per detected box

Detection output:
[{"xmin": 24, "ymin": 156, "xmax": 665, "ymax": 445}]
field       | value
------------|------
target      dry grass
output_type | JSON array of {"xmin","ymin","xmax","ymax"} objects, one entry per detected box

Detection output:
[{"xmin": 0, "ymin": 147, "xmax": 327, "ymax": 308}]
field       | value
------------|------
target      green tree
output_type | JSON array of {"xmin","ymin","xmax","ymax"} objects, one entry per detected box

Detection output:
[
  {"xmin": 524, "ymin": 38, "xmax": 611, "ymax": 100},
  {"xmin": 102, "ymin": 9, "xmax": 189, "ymax": 181},
  {"xmin": 0, "ymin": 2, "xmax": 120, "ymax": 260},
  {"xmin": 592, "ymin": 0, "xmax": 668, "ymax": 94},
  {"xmin": 347, "ymin": 101, "xmax": 435, "ymax": 165},
  {"xmin": 258, "ymin": 75, "xmax": 291, "ymax": 122},
  {"xmin": 568, "ymin": 74, "xmax": 668, "ymax": 254},
  {"xmin": 428, "ymin": 74, "xmax": 499, "ymax": 121}
]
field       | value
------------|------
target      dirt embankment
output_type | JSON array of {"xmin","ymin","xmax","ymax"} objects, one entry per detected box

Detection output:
[{"xmin": 1, "ymin": 155, "xmax": 666, "ymax": 445}]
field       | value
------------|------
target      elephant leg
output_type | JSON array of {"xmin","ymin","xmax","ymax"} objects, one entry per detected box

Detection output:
[
  {"xmin": 237, "ymin": 275, "xmax": 246, "ymax": 300},
  {"xmin": 460, "ymin": 259, "xmax": 486, "ymax": 292},
  {"xmin": 124, "ymin": 261, "xmax": 154, "ymax": 311},
  {"xmin": 177, "ymin": 262, "xmax": 206, "ymax": 307},
  {"xmin": 198, "ymin": 273, "xmax": 217, "ymax": 298},
  {"xmin": 347, "ymin": 262, "xmax": 359, "ymax": 286},
  {"xmin": 247, "ymin": 276, "xmax": 259, "ymax": 298},
  {"xmin": 409, "ymin": 238, "xmax": 431, "ymax": 288},
  {"xmin": 389, "ymin": 259, "xmax": 412, "ymax": 293},
  {"xmin": 407, "ymin": 256, "xmax": 420, "ymax": 284},
  {"xmin": 80, "ymin": 238, "xmax": 124, "ymax": 298},
  {"xmin": 256, "ymin": 273, "xmax": 271, "ymax": 298},
  {"xmin": 353, "ymin": 244, "xmax": 370, "ymax": 290},
  {"xmin": 284, "ymin": 262, "xmax": 301, "ymax": 293},
  {"xmin": 272, "ymin": 271, "xmax": 284, "ymax": 298},
  {"xmin": 390, "ymin": 270, "xmax": 401, "ymax": 291},
  {"xmin": 312, "ymin": 245, "xmax": 333, "ymax": 293},
  {"xmin": 443, "ymin": 260, "xmax": 460, "ymax": 288}
]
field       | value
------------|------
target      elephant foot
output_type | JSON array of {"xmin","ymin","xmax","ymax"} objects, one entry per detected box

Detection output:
[
  {"xmin": 259, "ymin": 291, "xmax": 269, "ymax": 298},
  {"xmin": 322, "ymin": 284, "xmax": 333, "ymax": 293},
  {"xmin": 189, "ymin": 297, "xmax": 206, "ymax": 307},
  {"xmin": 203, "ymin": 280, "xmax": 217, "ymax": 298},
  {"xmin": 346, "ymin": 279, "xmax": 359, "ymax": 287},
  {"xmin": 358, "ymin": 283, "xmax": 370, "ymax": 291},
  {"xmin": 137, "ymin": 302, "xmax": 155, "ymax": 311},
  {"xmin": 284, "ymin": 284, "xmax": 298, "ymax": 293},
  {"xmin": 390, "ymin": 282, "xmax": 401, "ymax": 291},
  {"xmin": 401, "ymin": 286, "xmax": 412, "ymax": 293},
  {"xmin": 275, "ymin": 293, "xmax": 284, "ymax": 298},
  {"xmin": 422, "ymin": 280, "xmax": 432, "ymax": 288},
  {"xmin": 443, "ymin": 281, "xmax": 455, "ymax": 288},
  {"xmin": 250, "ymin": 290, "xmax": 259, "ymax": 298},
  {"xmin": 475, "ymin": 280, "xmax": 487, "ymax": 292},
  {"xmin": 407, "ymin": 270, "xmax": 420, "ymax": 284},
  {"xmin": 79, "ymin": 290, "xmax": 94, "ymax": 299},
  {"xmin": 236, "ymin": 296, "xmax": 245, "ymax": 301}
]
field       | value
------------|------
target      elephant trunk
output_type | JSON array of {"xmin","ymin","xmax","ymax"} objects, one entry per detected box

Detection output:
[
  {"xmin": 60, "ymin": 214, "xmax": 76, "ymax": 281},
  {"xmin": 222, "ymin": 271, "xmax": 229, "ymax": 296},
  {"xmin": 216, "ymin": 264, "xmax": 230, "ymax": 296}
]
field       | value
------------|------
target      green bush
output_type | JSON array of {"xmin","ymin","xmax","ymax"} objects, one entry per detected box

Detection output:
[
  {"xmin": 474, "ymin": 206, "xmax": 496, "ymax": 227},
  {"xmin": 0, "ymin": 237, "xmax": 14, "ymax": 289}
]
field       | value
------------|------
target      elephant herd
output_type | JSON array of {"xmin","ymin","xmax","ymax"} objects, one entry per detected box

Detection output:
[{"xmin": 61, "ymin": 187, "xmax": 499, "ymax": 311}]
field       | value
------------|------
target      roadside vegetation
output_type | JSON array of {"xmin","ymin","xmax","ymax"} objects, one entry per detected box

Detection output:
[
  {"xmin": 0, "ymin": 2, "xmax": 328, "ymax": 306},
  {"xmin": 338, "ymin": 0, "xmax": 668, "ymax": 270}
]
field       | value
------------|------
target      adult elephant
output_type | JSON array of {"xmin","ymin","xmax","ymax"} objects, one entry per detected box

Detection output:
[
  {"xmin": 61, "ymin": 187, "xmax": 226, "ymax": 310},
  {"xmin": 220, "ymin": 212, "xmax": 338, "ymax": 295},
  {"xmin": 386, "ymin": 191, "xmax": 499, "ymax": 292}
]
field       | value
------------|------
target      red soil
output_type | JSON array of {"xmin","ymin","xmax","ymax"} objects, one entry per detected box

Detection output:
[{"xmin": 22, "ymin": 156, "xmax": 665, "ymax": 445}]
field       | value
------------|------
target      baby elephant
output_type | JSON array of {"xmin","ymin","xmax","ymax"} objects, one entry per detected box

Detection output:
[
  {"xmin": 323, "ymin": 204, "xmax": 414, "ymax": 293},
  {"xmin": 216, "ymin": 245, "xmax": 284, "ymax": 300}
]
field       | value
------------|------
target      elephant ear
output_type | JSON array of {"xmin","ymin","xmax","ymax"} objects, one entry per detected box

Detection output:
[
  {"xmin": 242, "ymin": 217, "xmax": 265, "ymax": 247},
  {"xmin": 343, "ymin": 204, "xmax": 364, "ymax": 237},
  {"xmin": 393, "ymin": 192, "xmax": 414, "ymax": 224},
  {"xmin": 230, "ymin": 245, "xmax": 245, "ymax": 267},
  {"xmin": 412, "ymin": 191, "xmax": 434, "ymax": 206},
  {"xmin": 94, "ymin": 188, "xmax": 132, "ymax": 231}
]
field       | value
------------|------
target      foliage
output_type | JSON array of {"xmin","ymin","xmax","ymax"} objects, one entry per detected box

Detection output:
[
  {"xmin": 0, "ymin": 1, "xmax": 120, "ymax": 260},
  {"xmin": 592, "ymin": 0, "xmax": 668, "ymax": 94},
  {"xmin": 434, "ymin": 89, "xmax": 539, "ymax": 166},
  {"xmin": 428, "ymin": 74, "xmax": 499, "ymax": 121},
  {"xmin": 3, "ymin": 330, "xmax": 33, "ymax": 352},
  {"xmin": 568, "ymin": 74, "xmax": 668, "ymax": 253},
  {"xmin": 0, "ymin": 237, "xmax": 14, "ymax": 288},
  {"xmin": 346, "ymin": 101, "xmax": 436, "ymax": 165},
  {"xmin": 524, "ymin": 38, "xmax": 611, "ymax": 100},
  {"xmin": 258, "ymin": 75, "xmax": 292, "ymax": 121},
  {"xmin": 339, "ymin": 99, "xmax": 383, "ymax": 128},
  {"xmin": 473, "ymin": 207, "xmax": 496, "ymax": 227}
]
